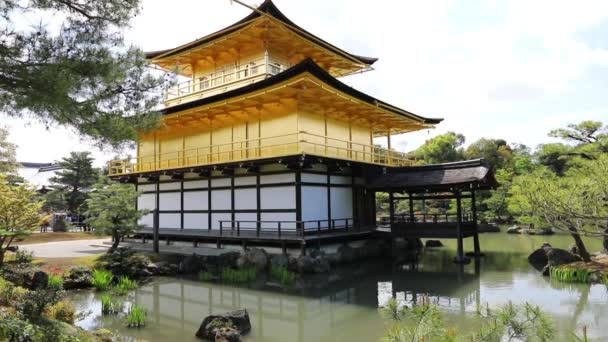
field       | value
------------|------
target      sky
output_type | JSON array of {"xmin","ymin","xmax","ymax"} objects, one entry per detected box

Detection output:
[{"xmin": 3, "ymin": 0, "xmax": 608, "ymax": 165}]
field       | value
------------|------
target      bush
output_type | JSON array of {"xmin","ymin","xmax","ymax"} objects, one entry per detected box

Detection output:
[
  {"xmin": 113, "ymin": 276, "xmax": 137, "ymax": 295},
  {"xmin": 221, "ymin": 267, "xmax": 256, "ymax": 283},
  {"xmin": 0, "ymin": 311, "xmax": 39, "ymax": 341},
  {"xmin": 47, "ymin": 274, "xmax": 64, "ymax": 289},
  {"xmin": 99, "ymin": 247, "xmax": 152, "ymax": 279},
  {"xmin": 91, "ymin": 269, "xmax": 113, "ymax": 291},
  {"xmin": 100, "ymin": 294, "xmax": 123, "ymax": 315},
  {"xmin": 270, "ymin": 265, "xmax": 297, "ymax": 287},
  {"xmin": 14, "ymin": 250, "xmax": 34, "ymax": 265},
  {"xmin": 16, "ymin": 287, "xmax": 64, "ymax": 321},
  {"xmin": 45, "ymin": 300, "xmax": 76, "ymax": 324},
  {"xmin": 0, "ymin": 277, "xmax": 15, "ymax": 305},
  {"xmin": 52, "ymin": 217, "xmax": 69, "ymax": 232},
  {"xmin": 126, "ymin": 305, "xmax": 147, "ymax": 328}
]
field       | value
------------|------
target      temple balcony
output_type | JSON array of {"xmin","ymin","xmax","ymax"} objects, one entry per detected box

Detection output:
[
  {"xmin": 107, "ymin": 131, "xmax": 415, "ymax": 176},
  {"xmin": 164, "ymin": 57, "xmax": 290, "ymax": 108}
]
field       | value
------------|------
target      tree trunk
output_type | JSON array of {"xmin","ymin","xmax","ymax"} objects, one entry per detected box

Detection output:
[
  {"xmin": 108, "ymin": 231, "xmax": 120, "ymax": 253},
  {"xmin": 0, "ymin": 249, "xmax": 4, "ymax": 267},
  {"xmin": 568, "ymin": 225, "xmax": 591, "ymax": 262}
]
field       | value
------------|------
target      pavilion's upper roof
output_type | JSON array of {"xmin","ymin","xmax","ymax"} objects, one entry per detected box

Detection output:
[{"xmin": 146, "ymin": 0, "xmax": 378, "ymax": 77}]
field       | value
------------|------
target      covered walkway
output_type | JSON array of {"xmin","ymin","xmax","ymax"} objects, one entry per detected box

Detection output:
[{"xmin": 367, "ymin": 159, "xmax": 498, "ymax": 263}]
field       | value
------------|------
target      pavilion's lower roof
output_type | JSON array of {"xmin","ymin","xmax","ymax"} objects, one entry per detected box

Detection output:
[
  {"xmin": 367, "ymin": 159, "xmax": 498, "ymax": 192},
  {"xmin": 160, "ymin": 59, "xmax": 441, "ymax": 136}
]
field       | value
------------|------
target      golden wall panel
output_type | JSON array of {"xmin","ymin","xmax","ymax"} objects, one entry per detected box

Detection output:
[
  {"xmin": 260, "ymin": 112, "xmax": 298, "ymax": 157},
  {"xmin": 326, "ymin": 117, "xmax": 349, "ymax": 159}
]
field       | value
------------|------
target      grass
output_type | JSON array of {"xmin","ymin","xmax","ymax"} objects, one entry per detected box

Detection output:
[
  {"xmin": 270, "ymin": 265, "xmax": 297, "ymax": 287},
  {"xmin": 100, "ymin": 294, "xmax": 122, "ymax": 315},
  {"xmin": 550, "ymin": 266, "xmax": 590, "ymax": 283},
  {"xmin": 126, "ymin": 305, "xmax": 147, "ymax": 328},
  {"xmin": 92, "ymin": 269, "xmax": 114, "ymax": 291},
  {"xmin": 113, "ymin": 276, "xmax": 138, "ymax": 295},
  {"xmin": 198, "ymin": 271, "xmax": 214, "ymax": 281},
  {"xmin": 221, "ymin": 267, "xmax": 257, "ymax": 283},
  {"xmin": 13, "ymin": 232, "xmax": 107, "ymax": 245},
  {"xmin": 47, "ymin": 274, "xmax": 64, "ymax": 289}
]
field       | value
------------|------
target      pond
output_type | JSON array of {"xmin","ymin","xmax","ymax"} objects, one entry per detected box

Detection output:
[{"xmin": 69, "ymin": 233, "xmax": 608, "ymax": 341}]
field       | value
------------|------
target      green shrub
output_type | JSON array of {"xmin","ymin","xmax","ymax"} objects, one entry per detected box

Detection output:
[
  {"xmin": 270, "ymin": 265, "xmax": 296, "ymax": 287},
  {"xmin": 52, "ymin": 217, "xmax": 69, "ymax": 232},
  {"xmin": 126, "ymin": 305, "xmax": 147, "ymax": 328},
  {"xmin": 113, "ymin": 276, "xmax": 137, "ymax": 295},
  {"xmin": 221, "ymin": 267, "xmax": 256, "ymax": 283},
  {"xmin": 14, "ymin": 250, "xmax": 34, "ymax": 264},
  {"xmin": 0, "ymin": 311, "xmax": 39, "ymax": 341},
  {"xmin": 16, "ymin": 287, "xmax": 64, "ymax": 321},
  {"xmin": 0, "ymin": 277, "xmax": 15, "ymax": 305},
  {"xmin": 198, "ymin": 271, "xmax": 214, "ymax": 281},
  {"xmin": 100, "ymin": 294, "xmax": 123, "ymax": 315},
  {"xmin": 550, "ymin": 266, "xmax": 590, "ymax": 283},
  {"xmin": 91, "ymin": 269, "xmax": 113, "ymax": 291},
  {"xmin": 45, "ymin": 300, "xmax": 76, "ymax": 324},
  {"xmin": 47, "ymin": 274, "xmax": 64, "ymax": 289}
]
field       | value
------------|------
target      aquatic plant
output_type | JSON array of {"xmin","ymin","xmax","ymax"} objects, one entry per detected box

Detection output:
[
  {"xmin": 270, "ymin": 265, "xmax": 297, "ymax": 287},
  {"xmin": 47, "ymin": 274, "xmax": 64, "ymax": 289},
  {"xmin": 550, "ymin": 266, "xmax": 590, "ymax": 283},
  {"xmin": 92, "ymin": 269, "xmax": 114, "ymax": 291},
  {"xmin": 221, "ymin": 267, "xmax": 256, "ymax": 283},
  {"xmin": 126, "ymin": 305, "xmax": 147, "ymax": 328},
  {"xmin": 198, "ymin": 271, "xmax": 214, "ymax": 281},
  {"xmin": 114, "ymin": 276, "xmax": 138, "ymax": 295},
  {"xmin": 100, "ymin": 294, "xmax": 122, "ymax": 315}
]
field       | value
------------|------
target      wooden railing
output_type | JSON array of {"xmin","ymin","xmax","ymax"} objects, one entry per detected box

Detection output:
[
  {"xmin": 164, "ymin": 57, "xmax": 288, "ymax": 105},
  {"xmin": 378, "ymin": 212, "xmax": 474, "ymax": 225},
  {"xmin": 108, "ymin": 131, "xmax": 416, "ymax": 175},
  {"xmin": 218, "ymin": 218, "xmax": 360, "ymax": 239}
]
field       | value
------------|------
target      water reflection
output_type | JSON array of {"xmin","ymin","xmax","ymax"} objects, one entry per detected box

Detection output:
[{"xmin": 70, "ymin": 234, "xmax": 608, "ymax": 342}]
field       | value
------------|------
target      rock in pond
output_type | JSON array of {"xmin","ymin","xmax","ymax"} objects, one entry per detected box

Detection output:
[
  {"xmin": 237, "ymin": 248, "xmax": 268, "ymax": 272},
  {"xmin": 528, "ymin": 243, "xmax": 581, "ymax": 275},
  {"xmin": 215, "ymin": 327, "xmax": 241, "ymax": 342},
  {"xmin": 425, "ymin": 240, "xmax": 444, "ymax": 248},
  {"xmin": 63, "ymin": 266, "xmax": 93, "ymax": 289},
  {"xmin": 196, "ymin": 309, "xmax": 251, "ymax": 341},
  {"xmin": 506, "ymin": 226, "xmax": 521, "ymax": 234}
]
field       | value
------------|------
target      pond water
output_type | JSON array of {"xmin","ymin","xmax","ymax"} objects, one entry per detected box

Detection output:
[{"xmin": 69, "ymin": 233, "xmax": 608, "ymax": 341}]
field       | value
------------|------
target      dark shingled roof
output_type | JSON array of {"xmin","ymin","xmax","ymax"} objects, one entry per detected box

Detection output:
[
  {"xmin": 146, "ymin": 0, "xmax": 378, "ymax": 66},
  {"xmin": 367, "ymin": 159, "xmax": 498, "ymax": 192},
  {"xmin": 162, "ymin": 58, "xmax": 443, "ymax": 125}
]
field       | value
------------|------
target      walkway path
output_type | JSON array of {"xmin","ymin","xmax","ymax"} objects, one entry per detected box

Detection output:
[{"xmin": 20, "ymin": 239, "xmax": 110, "ymax": 258}]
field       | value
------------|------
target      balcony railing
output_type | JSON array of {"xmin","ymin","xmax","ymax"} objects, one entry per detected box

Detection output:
[
  {"xmin": 164, "ymin": 57, "xmax": 289, "ymax": 106},
  {"xmin": 108, "ymin": 131, "xmax": 416, "ymax": 176}
]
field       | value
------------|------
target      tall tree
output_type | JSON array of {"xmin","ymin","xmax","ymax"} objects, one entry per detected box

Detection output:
[
  {"xmin": 0, "ymin": 0, "xmax": 166, "ymax": 148},
  {"xmin": 414, "ymin": 132, "xmax": 465, "ymax": 164},
  {"xmin": 465, "ymin": 138, "xmax": 513, "ymax": 169},
  {"xmin": 85, "ymin": 179, "xmax": 146, "ymax": 252},
  {"xmin": 0, "ymin": 174, "xmax": 48, "ymax": 265},
  {"xmin": 48, "ymin": 152, "xmax": 98, "ymax": 215},
  {"xmin": 0, "ymin": 126, "xmax": 18, "ymax": 174}
]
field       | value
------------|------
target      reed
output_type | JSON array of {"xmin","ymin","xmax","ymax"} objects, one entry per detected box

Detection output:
[
  {"xmin": 92, "ymin": 269, "xmax": 114, "ymax": 291},
  {"xmin": 114, "ymin": 276, "xmax": 138, "ymax": 295},
  {"xmin": 198, "ymin": 271, "xmax": 214, "ymax": 281},
  {"xmin": 47, "ymin": 274, "xmax": 64, "ymax": 289},
  {"xmin": 100, "ymin": 294, "xmax": 122, "ymax": 315},
  {"xmin": 270, "ymin": 265, "xmax": 297, "ymax": 287},
  {"xmin": 126, "ymin": 305, "xmax": 147, "ymax": 328},
  {"xmin": 221, "ymin": 267, "xmax": 257, "ymax": 283},
  {"xmin": 549, "ymin": 266, "xmax": 590, "ymax": 283}
]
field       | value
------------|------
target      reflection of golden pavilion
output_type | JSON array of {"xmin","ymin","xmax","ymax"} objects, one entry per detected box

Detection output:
[{"xmin": 108, "ymin": 0, "xmax": 495, "ymax": 261}]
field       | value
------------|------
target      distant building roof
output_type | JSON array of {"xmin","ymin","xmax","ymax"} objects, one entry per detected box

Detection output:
[
  {"xmin": 367, "ymin": 159, "xmax": 498, "ymax": 193},
  {"xmin": 17, "ymin": 162, "xmax": 62, "ymax": 189}
]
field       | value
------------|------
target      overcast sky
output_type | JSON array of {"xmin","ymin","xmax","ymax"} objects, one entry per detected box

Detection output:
[{"xmin": 3, "ymin": 0, "xmax": 608, "ymax": 165}]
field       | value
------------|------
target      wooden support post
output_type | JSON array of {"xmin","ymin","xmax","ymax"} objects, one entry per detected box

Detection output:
[
  {"xmin": 471, "ymin": 190, "xmax": 484, "ymax": 257},
  {"xmin": 387, "ymin": 130, "xmax": 392, "ymax": 165},
  {"xmin": 282, "ymin": 242, "xmax": 287, "ymax": 255},
  {"xmin": 153, "ymin": 180, "xmax": 160, "ymax": 253},
  {"xmin": 388, "ymin": 192, "xmax": 395, "ymax": 233},
  {"xmin": 454, "ymin": 191, "xmax": 469, "ymax": 264},
  {"xmin": 408, "ymin": 193, "xmax": 414, "ymax": 223}
]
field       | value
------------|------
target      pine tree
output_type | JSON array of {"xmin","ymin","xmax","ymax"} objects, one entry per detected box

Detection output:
[
  {"xmin": 48, "ymin": 152, "xmax": 99, "ymax": 215},
  {"xmin": 0, "ymin": 126, "xmax": 18, "ymax": 174}
]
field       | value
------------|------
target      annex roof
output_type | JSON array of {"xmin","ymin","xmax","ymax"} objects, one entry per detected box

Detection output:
[
  {"xmin": 146, "ymin": 0, "xmax": 377, "ymax": 77},
  {"xmin": 367, "ymin": 159, "xmax": 498, "ymax": 192}
]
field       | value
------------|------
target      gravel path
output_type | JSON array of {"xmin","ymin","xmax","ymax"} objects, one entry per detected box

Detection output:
[{"xmin": 19, "ymin": 239, "xmax": 110, "ymax": 258}]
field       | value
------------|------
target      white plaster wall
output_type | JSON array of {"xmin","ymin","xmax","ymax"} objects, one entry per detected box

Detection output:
[
  {"xmin": 159, "ymin": 192, "xmax": 181, "ymax": 211},
  {"xmin": 330, "ymin": 175, "xmax": 351, "ymax": 185},
  {"xmin": 138, "ymin": 184, "xmax": 156, "ymax": 192},
  {"xmin": 159, "ymin": 213, "xmax": 181, "ymax": 229},
  {"xmin": 184, "ymin": 213, "xmax": 208, "ymax": 229},
  {"xmin": 260, "ymin": 186, "xmax": 295, "ymax": 209},
  {"xmin": 138, "ymin": 213, "xmax": 154, "ymax": 228},
  {"xmin": 261, "ymin": 212, "xmax": 296, "ymax": 230},
  {"xmin": 234, "ymin": 188, "xmax": 257, "ymax": 210},
  {"xmin": 301, "ymin": 173, "xmax": 326, "ymax": 183},
  {"xmin": 235, "ymin": 213, "xmax": 257, "ymax": 229},
  {"xmin": 138, "ymin": 194, "xmax": 156, "ymax": 211},
  {"xmin": 183, "ymin": 180, "xmax": 208, "ymax": 189},
  {"xmin": 211, "ymin": 189, "xmax": 231, "ymax": 210},
  {"xmin": 301, "ymin": 186, "xmax": 328, "ymax": 229},
  {"xmin": 211, "ymin": 213, "xmax": 232, "ymax": 230},
  {"xmin": 331, "ymin": 187, "xmax": 353, "ymax": 222},
  {"xmin": 234, "ymin": 176, "xmax": 256, "ymax": 186},
  {"xmin": 183, "ymin": 191, "xmax": 208, "ymax": 211},
  {"xmin": 260, "ymin": 173, "xmax": 294, "ymax": 184},
  {"xmin": 159, "ymin": 182, "xmax": 181, "ymax": 191},
  {"xmin": 211, "ymin": 178, "xmax": 231, "ymax": 187}
]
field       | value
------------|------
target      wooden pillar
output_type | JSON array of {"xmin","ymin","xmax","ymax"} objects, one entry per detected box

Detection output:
[
  {"xmin": 408, "ymin": 193, "xmax": 414, "ymax": 223},
  {"xmin": 454, "ymin": 190, "xmax": 466, "ymax": 263},
  {"xmin": 472, "ymin": 190, "xmax": 483, "ymax": 257},
  {"xmin": 388, "ymin": 191, "xmax": 395, "ymax": 232},
  {"xmin": 386, "ymin": 130, "xmax": 392, "ymax": 165},
  {"xmin": 153, "ymin": 179, "xmax": 160, "ymax": 253}
]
